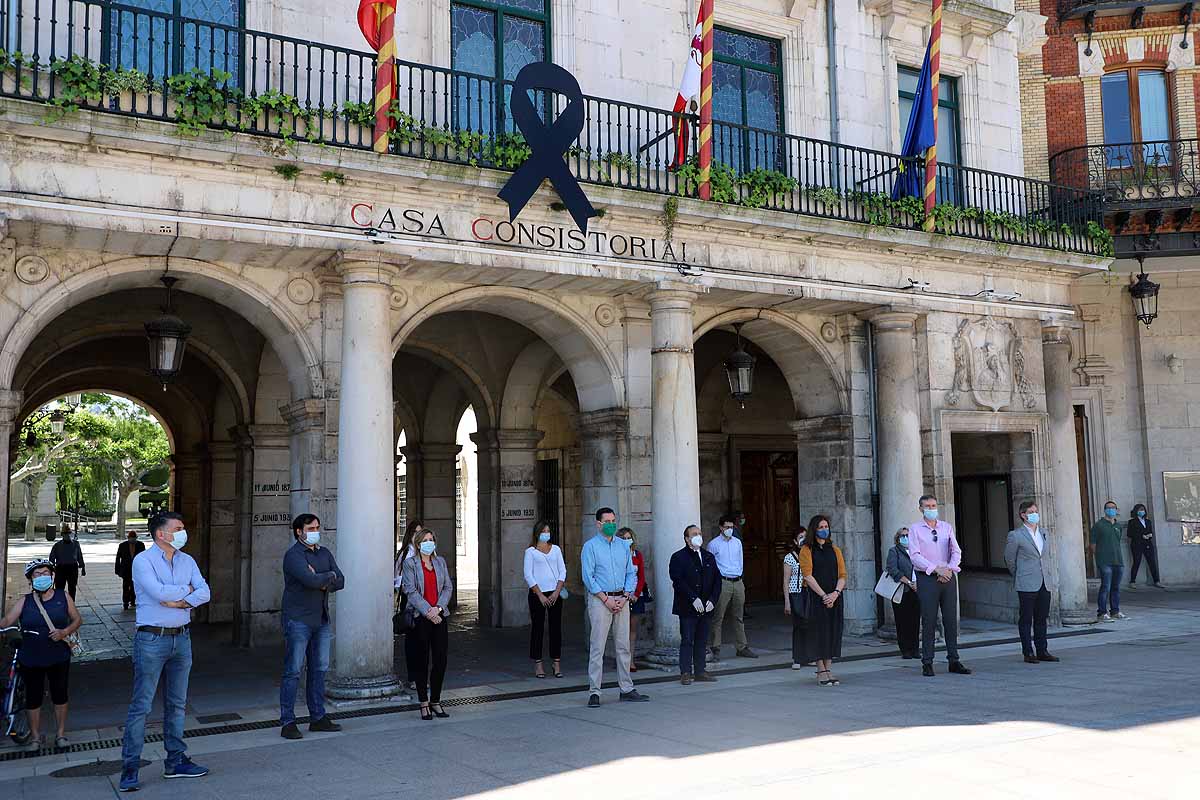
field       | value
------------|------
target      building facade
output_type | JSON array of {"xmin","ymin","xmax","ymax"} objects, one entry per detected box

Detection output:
[
  {"xmin": 0, "ymin": 0, "xmax": 1114, "ymax": 696},
  {"xmin": 1022, "ymin": 0, "xmax": 1200, "ymax": 587}
]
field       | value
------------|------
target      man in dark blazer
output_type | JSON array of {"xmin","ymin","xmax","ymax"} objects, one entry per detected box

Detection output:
[
  {"xmin": 1004, "ymin": 500, "xmax": 1060, "ymax": 664},
  {"xmin": 669, "ymin": 524, "xmax": 722, "ymax": 685},
  {"xmin": 114, "ymin": 528, "xmax": 146, "ymax": 609}
]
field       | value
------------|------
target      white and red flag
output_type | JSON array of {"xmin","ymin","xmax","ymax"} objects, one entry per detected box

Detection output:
[{"xmin": 671, "ymin": 4, "xmax": 706, "ymax": 168}]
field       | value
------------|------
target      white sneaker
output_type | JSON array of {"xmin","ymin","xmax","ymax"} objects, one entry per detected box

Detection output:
[
  {"xmin": 1112, "ymin": 612, "xmax": 1129, "ymax": 620},
  {"xmin": 791, "ymin": 663, "xmax": 802, "ymax": 670},
  {"xmin": 1099, "ymin": 613, "xmax": 1113, "ymax": 622}
]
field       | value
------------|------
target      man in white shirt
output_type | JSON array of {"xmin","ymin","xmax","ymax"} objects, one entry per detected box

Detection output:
[
  {"xmin": 706, "ymin": 515, "xmax": 756, "ymax": 660},
  {"xmin": 1004, "ymin": 500, "xmax": 1059, "ymax": 665}
]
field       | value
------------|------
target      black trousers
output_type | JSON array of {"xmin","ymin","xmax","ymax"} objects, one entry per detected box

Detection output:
[
  {"xmin": 789, "ymin": 612, "xmax": 807, "ymax": 664},
  {"xmin": 1018, "ymin": 582, "xmax": 1051, "ymax": 657},
  {"xmin": 678, "ymin": 615, "xmax": 711, "ymax": 675},
  {"xmin": 1130, "ymin": 545, "xmax": 1160, "ymax": 584},
  {"xmin": 122, "ymin": 576, "xmax": 136, "ymax": 608},
  {"xmin": 54, "ymin": 565, "xmax": 79, "ymax": 599},
  {"xmin": 916, "ymin": 573, "xmax": 959, "ymax": 665},
  {"xmin": 894, "ymin": 588, "xmax": 921, "ymax": 657},
  {"xmin": 527, "ymin": 590, "xmax": 562, "ymax": 661},
  {"xmin": 406, "ymin": 616, "xmax": 448, "ymax": 703}
]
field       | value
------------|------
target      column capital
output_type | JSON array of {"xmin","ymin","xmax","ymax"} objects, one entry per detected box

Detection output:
[
  {"xmin": 575, "ymin": 408, "xmax": 629, "ymax": 440},
  {"xmin": 398, "ymin": 444, "xmax": 423, "ymax": 462},
  {"xmin": 698, "ymin": 432, "xmax": 728, "ymax": 454},
  {"xmin": 421, "ymin": 440, "xmax": 464, "ymax": 459},
  {"xmin": 616, "ymin": 295, "xmax": 651, "ymax": 321},
  {"xmin": 327, "ymin": 252, "xmax": 408, "ymax": 285},
  {"xmin": 495, "ymin": 428, "xmax": 545, "ymax": 450},
  {"xmin": 0, "ymin": 388, "xmax": 23, "ymax": 428},
  {"xmin": 279, "ymin": 398, "xmax": 325, "ymax": 434},
  {"xmin": 859, "ymin": 308, "xmax": 921, "ymax": 331},
  {"xmin": 647, "ymin": 281, "xmax": 707, "ymax": 308},
  {"xmin": 789, "ymin": 414, "xmax": 854, "ymax": 443},
  {"xmin": 1040, "ymin": 318, "xmax": 1081, "ymax": 346}
]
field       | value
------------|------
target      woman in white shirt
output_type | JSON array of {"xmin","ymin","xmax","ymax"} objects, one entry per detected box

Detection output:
[{"xmin": 523, "ymin": 520, "xmax": 567, "ymax": 678}]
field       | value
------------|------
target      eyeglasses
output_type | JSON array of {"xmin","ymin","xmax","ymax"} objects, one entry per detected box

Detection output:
[{"xmin": 932, "ymin": 531, "xmax": 938, "ymax": 542}]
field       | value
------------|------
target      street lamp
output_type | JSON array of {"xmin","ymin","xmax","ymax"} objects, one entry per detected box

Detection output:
[
  {"xmin": 49, "ymin": 410, "xmax": 65, "ymax": 436},
  {"xmin": 723, "ymin": 322, "xmax": 756, "ymax": 410},
  {"xmin": 72, "ymin": 468, "xmax": 82, "ymax": 538},
  {"xmin": 144, "ymin": 276, "xmax": 191, "ymax": 390},
  {"xmin": 1129, "ymin": 259, "xmax": 1161, "ymax": 328}
]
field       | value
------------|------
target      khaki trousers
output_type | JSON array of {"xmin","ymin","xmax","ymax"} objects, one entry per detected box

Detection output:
[
  {"xmin": 708, "ymin": 578, "xmax": 747, "ymax": 650},
  {"xmin": 586, "ymin": 594, "xmax": 633, "ymax": 694}
]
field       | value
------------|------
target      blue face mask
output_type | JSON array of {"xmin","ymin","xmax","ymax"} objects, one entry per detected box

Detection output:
[
  {"xmin": 419, "ymin": 541, "xmax": 436, "ymax": 556},
  {"xmin": 538, "ymin": 532, "xmax": 551, "ymax": 543},
  {"xmin": 898, "ymin": 536, "xmax": 909, "ymax": 547},
  {"xmin": 1105, "ymin": 508, "xmax": 1118, "ymax": 519},
  {"xmin": 816, "ymin": 529, "xmax": 830, "ymax": 540},
  {"xmin": 32, "ymin": 575, "xmax": 53, "ymax": 592},
  {"xmin": 1137, "ymin": 510, "xmax": 1146, "ymax": 518},
  {"xmin": 922, "ymin": 508, "xmax": 939, "ymax": 521},
  {"xmin": 1026, "ymin": 512, "xmax": 1040, "ymax": 525}
]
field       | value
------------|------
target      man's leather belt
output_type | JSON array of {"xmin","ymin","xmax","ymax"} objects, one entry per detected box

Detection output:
[
  {"xmin": 138, "ymin": 625, "xmax": 189, "ymax": 635},
  {"xmin": 722, "ymin": 576, "xmax": 741, "ymax": 582}
]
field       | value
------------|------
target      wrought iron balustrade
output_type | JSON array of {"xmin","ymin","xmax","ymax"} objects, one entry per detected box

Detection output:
[
  {"xmin": 1049, "ymin": 138, "xmax": 1200, "ymax": 208},
  {"xmin": 0, "ymin": 0, "xmax": 1104, "ymax": 255},
  {"xmin": 1056, "ymin": 0, "xmax": 1191, "ymax": 18}
]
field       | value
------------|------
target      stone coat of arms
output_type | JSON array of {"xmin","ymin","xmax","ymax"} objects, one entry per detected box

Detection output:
[{"xmin": 947, "ymin": 317, "xmax": 1036, "ymax": 412}]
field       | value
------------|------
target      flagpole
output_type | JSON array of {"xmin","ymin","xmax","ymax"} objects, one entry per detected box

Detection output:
[
  {"xmin": 922, "ymin": 0, "xmax": 942, "ymax": 231},
  {"xmin": 372, "ymin": 1, "xmax": 396, "ymax": 154},
  {"xmin": 697, "ymin": 0, "xmax": 715, "ymax": 201}
]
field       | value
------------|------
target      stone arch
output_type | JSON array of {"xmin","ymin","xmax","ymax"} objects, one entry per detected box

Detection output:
[
  {"xmin": 393, "ymin": 287, "xmax": 623, "ymax": 413},
  {"xmin": 693, "ymin": 309, "xmax": 847, "ymax": 418},
  {"xmin": 500, "ymin": 340, "xmax": 561, "ymax": 430},
  {"xmin": 399, "ymin": 341, "xmax": 497, "ymax": 432},
  {"xmin": 0, "ymin": 257, "xmax": 321, "ymax": 399},
  {"xmin": 423, "ymin": 372, "xmax": 475, "ymax": 445},
  {"xmin": 20, "ymin": 384, "xmax": 183, "ymax": 455}
]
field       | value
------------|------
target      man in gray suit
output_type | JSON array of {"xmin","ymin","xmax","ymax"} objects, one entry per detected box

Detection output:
[{"xmin": 1004, "ymin": 500, "xmax": 1060, "ymax": 665}]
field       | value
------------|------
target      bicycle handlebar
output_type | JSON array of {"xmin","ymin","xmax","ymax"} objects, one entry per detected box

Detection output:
[{"xmin": 0, "ymin": 627, "xmax": 35, "ymax": 635}]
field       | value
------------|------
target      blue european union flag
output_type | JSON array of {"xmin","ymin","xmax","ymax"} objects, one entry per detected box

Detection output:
[{"xmin": 892, "ymin": 39, "xmax": 936, "ymax": 201}]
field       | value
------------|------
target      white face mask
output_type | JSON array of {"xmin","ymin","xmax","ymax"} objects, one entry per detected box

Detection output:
[
  {"xmin": 722, "ymin": 528, "xmax": 734, "ymax": 538},
  {"xmin": 304, "ymin": 530, "xmax": 321, "ymax": 547},
  {"xmin": 689, "ymin": 535, "xmax": 704, "ymax": 548},
  {"xmin": 170, "ymin": 529, "xmax": 188, "ymax": 550}
]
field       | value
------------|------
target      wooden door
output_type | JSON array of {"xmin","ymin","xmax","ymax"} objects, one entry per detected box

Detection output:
[
  {"xmin": 1074, "ymin": 405, "xmax": 1095, "ymax": 579},
  {"xmin": 739, "ymin": 451, "xmax": 798, "ymax": 602}
]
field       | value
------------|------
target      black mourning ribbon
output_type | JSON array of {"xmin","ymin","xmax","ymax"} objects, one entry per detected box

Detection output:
[{"xmin": 498, "ymin": 62, "xmax": 599, "ymax": 234}]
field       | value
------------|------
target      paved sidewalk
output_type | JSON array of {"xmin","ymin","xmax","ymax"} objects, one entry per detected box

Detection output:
[{"xmin": 0, "ymin": 589, "xmax": 1197, "ymax": 797}]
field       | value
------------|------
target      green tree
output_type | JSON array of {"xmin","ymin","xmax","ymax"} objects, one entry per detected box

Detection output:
[{"xmin": 10, "ymin": 414, "xmax": 79, "ymax": 541}]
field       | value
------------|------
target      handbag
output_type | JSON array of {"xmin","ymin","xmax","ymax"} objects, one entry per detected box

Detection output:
[
  {"xmin": 788, "ymin": 590, "xmax": 810, "ymax": 619},
  {"xmin": 392, "ymin": 584, "xmax": 413, "ymax": 635},
  {"xmin": 874, "ymin": 571, "xmax": 905, "ymax": 604},
  {"xmin": 32, "ymin": 592, "xmax": 83, "ymax": 658}
]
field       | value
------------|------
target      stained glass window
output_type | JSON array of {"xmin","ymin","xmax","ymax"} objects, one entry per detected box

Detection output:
[
  {"xmin": 108, "ymin": 0, "xmax": 240, "ymax": 83},
  {"xmin": 712, "ymin": 27, "xmax": 783, "ymax": 173},
  {"xmin": 451, "ymin": 0, "xmax": 549, "ymax": 135}
]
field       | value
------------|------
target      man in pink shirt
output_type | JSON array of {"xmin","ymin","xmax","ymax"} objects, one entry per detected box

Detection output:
[{"xmin": 909, "ymin": 494, "xmax": 972, "ymax": 677}]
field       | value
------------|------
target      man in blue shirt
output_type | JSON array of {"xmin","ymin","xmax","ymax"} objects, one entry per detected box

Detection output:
[
  {"xmin": 279, "ymin": 513, "xmax": 345, "ymax": 740},
  {"xmin": 120, "ymin": 511, "xmax": 211, "ymax": 792},
  {"xmin": 580, "ymin": 507, "xmax": 649, "ymax": 708}
]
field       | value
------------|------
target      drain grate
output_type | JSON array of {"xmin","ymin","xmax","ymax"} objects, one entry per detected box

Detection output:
[
  {"xmin": 196, "ymin": 713, "xmax": 243, "ymax": 724},
  {"xmin": 0, "ymin": 626, "xmax": 1102, "ymax": 764}
]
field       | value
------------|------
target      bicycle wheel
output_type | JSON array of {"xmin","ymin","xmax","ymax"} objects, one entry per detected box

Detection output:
[{"xmin": 3, "ymin": 668, "xmax": 32, "ymax": 744}]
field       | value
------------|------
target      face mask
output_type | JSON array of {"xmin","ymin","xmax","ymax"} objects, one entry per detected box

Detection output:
[
  {"xmin": 898, "ymin": 536, "xmax": 909, "ymax": 547},
  {"xmin": 922, "ymin": 508, "xmax": 939, "ymax": 521},
  {"xmin": 32, "ymin": 575, "xmax": 53, "ymax": 592},
  {"xmin": 689, "ymin": 535, "xmax": 704, "ymax": 548},
  {"xmin": 170, "ymin": 529, "xmax": 188, "ymax": 550},
  {"xmin": 538, "ymin": 532, "xmax": 551, "ymax": 543},
  {"xmin": 1137, "ymin": 510, "xmax": 1146, "ymax": 518},
  {"xmin": 1105, "ymin": 508, "xmax": 1118, "ymax": 519},
  {"xmin": 304, "ymin": 531, "xmax": 321, "ymax": 547},
  {"xmin": 816, "ymin": 529, "xmax": 830, "ymax": 540},
  {"xmin": 796, "ymin": 537, "xmax": 806, "ymax": 548},
  {"xmin": 722, "ymin": 528, "xmax": 734, "ymax": 538},
  {"xmin": 419, "ymin": 541, "xmax": 436, "ymax": 555},
  {"xmin": 1026, "ymin": 513, "xmax": 1040, "ymax": 525},
  {"xmin": 601, "ymin": 522, "xmax": 617, "ymax": 538}
]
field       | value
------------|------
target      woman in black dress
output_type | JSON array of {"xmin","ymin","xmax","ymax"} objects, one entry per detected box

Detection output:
[
  {"xmin": 800, "ymin": 514, "xmax": 846, "ymax": 686},
  {"xmin": 1127, "ymin": 504, "xmax": 1162, "ymax": 587}
]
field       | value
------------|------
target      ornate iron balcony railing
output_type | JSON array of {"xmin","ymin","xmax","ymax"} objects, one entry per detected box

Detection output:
[
  {"xmin": 1048, "ymin": 138, "xmax": 1200, "ymax": 208},
  {"xmin": 0, "ymin": 0, "xmax": 1105, "ymax": 256}
]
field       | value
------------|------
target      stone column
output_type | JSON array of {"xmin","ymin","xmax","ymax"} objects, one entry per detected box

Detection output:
[
  {"xmin": 328, "ymin": 261, "xmax": 400, "ymax": 698},
  {"xmin": 1042, "ymin": 324, "xmax": 1091, "ymax": 624},
  {"xmin": 647, "ymin": 284, "xmax": 703, "ymax": 657},
  {"xmin": 0, "ymin": 389, "xmax": 22, "ymax": 616},
  {"xmin": 231, "ymin": 427, "xmax": 255, "ymax": 647},
  {"xmin": 206, "ymin": 440, "xmax": 238, "ymax": 624},
  {"xmin": 867, "ymin": 311, "xmax": 925, "ymax": 554},
  {"xmin": 173, "ymin": 451, "xmax": 210, "ymax": 622},
  {"xmin": 280, "ymin": 398, "xmax": 329, "ymax": 523},
  {"xmin": 419, "ymin": 441, "xmax": 462, "ymax": 592},
  {"xmin": 471, "ymin": 431, "xmax": 500, "ymax": 625},
  {"xmin": 495, "ymin": 428, "xmax": 544, "ymax": 627}
]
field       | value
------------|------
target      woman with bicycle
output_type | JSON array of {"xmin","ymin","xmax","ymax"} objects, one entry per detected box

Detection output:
[{"xmin": 0, "ymin": 558, "xmax": 82, "ymax": 750}]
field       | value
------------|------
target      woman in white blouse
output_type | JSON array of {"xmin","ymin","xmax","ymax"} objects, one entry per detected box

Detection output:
[{"xmin": 523, "ymin": 520, "xmax": 567, "ymax": 678}]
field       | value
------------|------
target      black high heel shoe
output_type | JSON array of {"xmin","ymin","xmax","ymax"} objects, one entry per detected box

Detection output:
[
  {"xmin": 553, "ymin": 660, "xmax": 563, "ymax": 678},
  {"xmin": 430, "ymin": 703, "xmax": 449, "ymax": 719},
  {"xmin": 420, "ymin": 704, "xmax": 433, "ymax": 721}
]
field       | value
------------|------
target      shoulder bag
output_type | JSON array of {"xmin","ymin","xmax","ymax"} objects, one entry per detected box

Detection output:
[
  {"xmin": 32, "ymin": 592, "xmax": 84, "ymax": 658},
  {"xmin": 874, "ymin": 571, "xmax": 905, "ymax": 604},
  {"xmin": 392, "ymin": 563, "xmax": 413, "ymax": 635}
]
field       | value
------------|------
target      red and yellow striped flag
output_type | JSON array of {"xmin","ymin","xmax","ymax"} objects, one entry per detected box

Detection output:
[
  {"xmin": 923, "ymin": 0, "xmax": 943, "ymax": 231},
  {"xmin": 357, "ymin": 0, "xmax": 398, "ymax": 154},
  {"xmin": 697, "ymin": 0, "xmax": 715, "ymax": 201}
]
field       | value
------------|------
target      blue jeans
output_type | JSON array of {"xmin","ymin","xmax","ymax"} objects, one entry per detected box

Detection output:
[
  {"xmin": 1097, "ymin": 564, "xmax": 1123, "ymax": 615},
  {"xmin": 279, "ymin": 619, "xmax": 331, "ymax": 726},
  {"xmin": 122, "ymin": 628, "xmax": 192, "ymax": 771}
]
